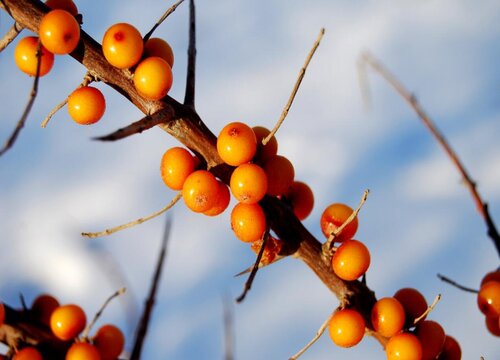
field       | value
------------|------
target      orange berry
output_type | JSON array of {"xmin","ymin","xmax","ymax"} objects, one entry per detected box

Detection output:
[
  {"xmin": 182, "ymin": 170, "xmax": 219, "ymax": 213},
  {"xmin": 93, "ymin": 324, "xmax": 125, "ymax": 360},
  {"xmin": 14, "ymin": 36, "xmax": 54, "ymax": 77},
  {"xmin": 371, "ymin": 297, "xmax": 406, "ymax": 338},
  {"xmin": 393, "ymin": 288, "xmax": 428, "ymax": 327},
  {"xmin": 331, "ymin": 239, "xmax": 370, "ymax": 281},
  {"xmin": 31, "ymin": 294, "xmax": 60, "ymax": 326},
  {"xmin": 230, "ymin": 163, "xmax": 267, "ymax": 204},
  {"xmin": 13, "ymin": 347, "xmax": 43, "ymax": 360},
  {"xmin": 481, "ymin": 270, "xmax": 500, "ymax": 287},
  {"xmin": 204, "ymin": 180, "xmax": 231, "ymax": 216},
  {"xmin": 231, "ymin": 202, "xmax": 266, "ymax": 243},
  {"xmin": 485, "ymin": 315, "xmax": 500, "ymax": 336},
  {"xmin": 50, "ymin": 304, "xmax": 86, "ymax": 341},
  {"xmin": 67, "ymin": 86, "xmax": 106, "ymax": 125},
  {"xmin": 144, "ymin": 37, "xmax": 174, "ymax": 68},
  {"xmin": 263, "ymin": 155, "xmax": 295, "ymax": 196},
  {"xmin": 477, "ymin": 280, "xmax": 500, "ymax": 318},
  {"xmin": 217, "ymin": 122, "xmax": 257, "ymax": 166},
  {"xmin": 415, "ymin": 320, "xmax": 446, "ymax": 360},
  {"xmin": 39, "ymin": 9, "xmax": 80, "ymax": 55},
  {"xmin": 160, "ymin": 147, "xmax": 197, "ymax": 190},
  {"xmin": 437, "ymin": 335, "xmax": 461, "ymax": 360},
  {"xmin": 252, "ymin": 126, "xmax": 278, "ymax": 163},
  {"xmin": 133, "ymin": 57, "xmax": 173, "ymax": 100},
  {"xmin": 250, "ymin": 236, "xmax": 283, "ymax": 266},
  {"xmin": 0, "ymin": 302, "xmax": 4, "ymax": 326},
  {"xmin": 386, "ymin": 332, "xmax": 423, "ymax": 360},
  {"xmin": 320, "ymin": 202, "xmax": 358, "ymax": 241},
  {"xmin": 102, "ymin": 23, "xmax": 143, "ymax": 69},
  {"xmin": 66, "ymin": 342, "xmax": 101, "ymax": 360},
  {"xmin": 286, "ymin": 181, "xmax": 314, "ymax": 220},
  {"xmin": 45, "ymin": 0, "xmax": 78, "ymax": 16},
  {"xmin": 328, "ymin": 309, "xmax": 365, "ymax": 348}
]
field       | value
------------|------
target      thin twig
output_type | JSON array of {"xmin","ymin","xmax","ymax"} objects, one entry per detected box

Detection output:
[
  {"xmin": 437, "ymin": 274, "xmax": 479, "ymax": 294},
  {"xmin": 0, "ymin": 40, "xmax": 42, "ymax": 157},
  {"xmin": 143, "ymin": 0, "xmax": 186, "ymax": 42},
  {"xmin": 81, "ymin": 192, "xmax": 182, "ymax": 238},
  {"xmin": 0, "ymin": 22, "xmax": 22, "ymax": 52},
  {"xmin": 359, "ymin": 50, "xmax": 500, "ymax": 258},
  {"xmin": 414, "ymin": 294, "xmax": 441, "ymax": 325},
  {"xmin": 183, "ymin": 0, "xmax": 196, "ymax": 107},
  {"xmin": 82, "ymin": 287, "xmax": 126, "ymax": 339},
  {"xmin": 223, "ymin": 295, "xmax": 234, "ymax": 360},
  {"xmin": 263, "ymin": 28, "xmax": 325, "ymax": 145},
  {"xmin": 289, "ymin": 314, "xmax": 331, "ymax": 360},
  {"xmin": 130, "ymin": 216, "xmax": 172, "ymax": 360}
]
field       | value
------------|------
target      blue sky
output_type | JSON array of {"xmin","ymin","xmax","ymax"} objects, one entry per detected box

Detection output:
[{"xmin": 1, "ymin": 0, "xmax": 499, "ymax": 359}]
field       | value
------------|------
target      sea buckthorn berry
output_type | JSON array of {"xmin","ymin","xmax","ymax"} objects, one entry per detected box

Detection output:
[
  {"xmin": 204, "ymin": 180, "xmax": 231, "ymax": 216},
  {"xmin": 477, "ymin": 280, "xmax": 500, "ymax": 318},
  {"xmin": 182, "ymin": 170, "xmax": 219, "ymax": 213},
  {"xmin": 320, "ymin": 202, "xmax": 358, "ymax": 241},
  {"xmin": 67, "ymin": 86, "xmax": 106, "ymax": 125},
  {"xmin": 13, "ymin": 347, "xmax": 43, "ymax": 360},
  {"xmin": 252, "ymin": 126, "xmax": 278, "ymax": 163},
  {"xmin": 45, "ymin": 0, "xmax": 78, "ymax": 16},
  {"xmin": 371, "ymin": 297, "xmax": 406, "ymax": 338},
  {"xmin": 481, "ymin": 270, "xmax": 500, "ymax": 286},
  {"xmin": 231, "ymin": 202, "xmax": 266, "ymax": 243},
  {"xmin": 102, "ymin": 23, "xmax": 144, "ymax": 69},
  {"xmin": 66, "ymin": 342, "xmax": 101, "ymax": 360},
  {"xmin": 485, "ymin": 315, "xmax": 500, "ymax": 337},
  {"xmin": 386, "ymin": 332, "xmax": 423, "ymax": 360},
  {"xmin": 50, "ymin": 304, "xmax": 86, "ymax": 341},
  {"xmin": 133, "ymin": 57, "xmax": 173, "ymax": 100},
  {"xmin": 14, "ymin": 36, "xmax": 54, "ymax": 77},
  {"xmin": 328, "ymin": 309, "xmax": 365, "ymax": 348},
  {"xmin": 263, "ymin": 155, "xmax": 295, "ymax": 196},
  {"xmin": 286, "ymin": 181, "xmax": 314, "ymax": 220},
  {"xmin": 144, "ymin": 37, "xmax": 174, "ymax": 68},
  {"xmin": 93, "ymin": 324, "xmax": 125, "ymax": 360},
  {"xmin": 217, "ymin": 122, "xmax": 257, "ymax": 166},
  {"xmin": 230, "ymin": 163, "xmax": 267, "ymax": 204},
  {"xmin": 393, "ymin": 288, "xmax": 428, "ymax": 327},
  {"xmin": 39, "ymin": 9, "xmax": 80, "ymax": 55},
  {"xmin": 31, "ymin": 294, "xmax": 60, "ymax": 326},
  {"xmin": 160, "ymin": 147, "xmax": 197, "ymax": 190},
  {"xmin": 415, "ymin": 320, "xmax": 446, "ymax": 360},
  {"xmin": 0, "ymin": 302, "xmax": 4, "ymax": 325},
  {"xmin": 250, "ymin": 236, "xmax": 283, "ymax": 266},
  {"xmin": 331, "ymin": 239, "xmax": 370, "ymax": 281},
  {"xmin": 437, "ymin": 335, "xmax": 461, "ymax": 360}
]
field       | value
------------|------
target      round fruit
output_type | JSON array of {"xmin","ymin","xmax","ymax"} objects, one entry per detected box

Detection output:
[
  {"xmin": 31, "ymin": 294, "xmax": 60, "ymax": 326},
  {"xmin": 252, "ymin": 126, "xmax": 278, "ymax": 163},
  {"xmin": 320, "ymin": 202, "xmax": 358, "ymax": 241},
  {"xmin": 13, "ymin": 347, "xmax": 43, "ymax": 360},
  {"xmin": 66, "ymin": 342, "xmax": 101, "ymax": 360},
  {"xmin": 230, "ymin": 163, "xmax": 267, "ymax": 204},
  {"xmin": 481, "ymin": 270, "xmax": 500, "ymax": 286},
  {"xmin": 477, "ymin": 280, "xmax": 500, "ymax": 318},
  {"xmin": 39, "ymin": 9, "xmax": 80, "ymax": 54},
  {"xmin": 182, "ymin": 170, "xmax": 219, "ymax": 213},
  {"xmin": 437, "ymin": 335, "xmax": 461, "ymax": 360},
  {"xmin": 45, "ymin": 0, "xmax": 78, "ymax": 16},
  {"xmin": 216, "ymin": 122, "xmax": 257, "ymax": 166},
  {"xmin": 160, "ymin": 147, "xmax": 197, "ymax": 190},
  {"xmin": 93, "ymin": 324, "xmax": 125, "ymax": 360},
  {"xmin": 331, "ymin": 239, "xmax": 370, "ymax": 281},
  {"xmin": 485, "ymin": 315, "xmax": 500, "ymax": 337},
  {"xmin": 393, "ymin": 287, "xmax": 428, "ymax": 327},
  {"xmin": 204, "ymin": 180, "xmax": 231, "ymax": 216},
  {"xmin": 386, "ymin": 332, "xmax": 423, "ymax": 360},
  {"xmin": 263, "ymin": 155, "xmax": 295, "ymax": 196},
  {"xmin": 0, "ymin": 302, "xmax": 4, "ymax": 326},
  {"xmin": 371, "ymin": 297, "xmax": 406, "ymax": 338},
  {"xmin": 328, "ymin": 309, "xmax": 365, "ymax": 348},
  {"xmin": 14, "ymin": 36, "xmax": 54, "ymax": 77},
  {"xmin": 415, "ymin": 320, "xmax": 446, "ymax": 360},
  {"xmin": 50, "ymin": 304, "xmax": 87, "ymax": 341},
  {"xmin": 67, "ymin": 86, "xmax": 106, "ymax": 125},
  {"xmin": 102, "ymin": 23, "xmax": 143, "ymax": 69},
  {"xmin": 144, "ymin": 37, "xmax": 174, "ymax": 68},
  {"xmin": 286, "ymin": 181, "xmax": 314, "ymax": 220},
  {"xmin": 230, "ymin": 202, "xmax": 266, "ymax": 243},
  {"xmin": 133, "ymin": 57, "xmax": 173, "ymax": 100}
]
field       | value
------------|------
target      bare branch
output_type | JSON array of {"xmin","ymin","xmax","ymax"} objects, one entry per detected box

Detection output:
[
  {"xmin": 289, "ymin": 313, "xmax": 331, "ymax": 360},
  {"xmin": 183, "ymin": 0, "xmax": 196, "ymax": 107},
  {"xmin": 414, "ymin": 294, "xmax": 442, "ymax": 325},
  {"xmin": 0, "ymin": 22, "xmax": 22, "ymax": 52},
  {"xmin": 143, "ymin": 0, "xmax": 186, "ymax": 42},
  {"xmin": 82, "ymin": 287, "xmax": 126, "ymax": 339},
  {"xmin": 437, "ymin": 274, "xmax": 478, "ymax": 294}
]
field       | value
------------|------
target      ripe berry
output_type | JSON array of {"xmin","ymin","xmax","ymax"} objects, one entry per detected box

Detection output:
[
  {"xmin": 67, "ymin": 86, "xmax": 106, "ymax": 125},
  {"xmin": 217, "ymin": 122, "xmax": 257, "ymax": 166},
  {"xmin": 39, "ymin": 9, "xmax": 80, "ymax": 55},
  {"xmin": 481, "ymin": 270, "xmax": 500, "ymax": 287},
  {"xmin": 328, "ymin": 309, "xmax": 365, "ymax": 348},
  {"xmin": 485, "ymin": 315, "xmax": 500, "ymax": 337},
  {"xmin": 66, "ymin": 342, "xmax": 101, "ymax": 360},
  {"xmin": 437, "ymin": 335, "xmax": 461, "ymax": 360},
  {"xmin": 320, "ymin": 203, "xmax": 358, "ymax": 241},
  {"xmin": 50, "ymin": 304, "xmax": 87, "ymax": 341},
  {"xmin": 203, "ymin": 180, "xmax": 231, "ymax": 216},
  {"xmin": 477, "ymin": 280, "xmax": 500, "ymax": 318},
  {"xmin": 13, "ymin": 347, "xmax": 43, "ymax": 360},
  {"xmin": 250, "ymin": 236, "xmax": 283, "ymax": 266},
  {"xmin": 134, "ymin": 57, "xmax": 173, "ymax": 100},
  {"xmin": 331, "ymin": 239, "xmax": 370, "ymax": 281},
  {"xmin": 0, "ymin": 302, "xmax": 4, "ymax": 326},
  {"xmin": 415, "ymin": 320, "xmax": 446, "ymax": 360},
  {"xmin": 160, "ymin": 147, "xmax": 197, "ymax": 190},
  {"xmin": 393, "ymin": 287, "xmax": 428, "ymax": 327},
  {"xmin": 263, "ymin": 155, "xmax": 295, "ymax": 196},
  {"xmin": 14, "ymin": 36, "xmax": 54, "ymax": 77},
  {"xmin": 31, "ymin": 294, "xmax": 60, "ymax": 327},
  {"xmin": 230, "ymin": 202, "xmax": 266, "ymax": 243},
  {"xmin": 386, "ymin": 332, "xmax": 422, "ymax": 360},
  {"xmin": 102, "ymin": 23, "xmax": 143, "ymax": 69},
  {"xmin": 371, "ymin": 297, "xmax": 406, "ymax": 338},
  {"xmin": 230, "ymin": 163, "xmax": 267, "ymax": 204},
  {"xmin": 252, "ymin": 126, "xmax": 278, "ymax": 163},
  {"xmin": 285, "ymin": 181, "xmax": 314, "ymax": 220},
  {"xmin": 93, "ymin": 324, "xmax": 125, "ymax": 360},
  {"xmin": 45, "ymin": 0, "xmax": 79, "ymax": 16},
  {"xmin": 144, "ymin": 37, "xmax": 174, "ymax": 68},
  {"xmin": 182, "ymin": 170, "xmax": 219, "ymax": 213}
]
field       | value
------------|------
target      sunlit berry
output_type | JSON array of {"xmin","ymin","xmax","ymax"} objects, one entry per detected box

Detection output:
[
  {"xmin": 481, "ymin": 270, "xmax": 500, "ymax": 287},
  {"xmin": 320, "ymin": 202, "xmax": 358, "ymax": 241},
  {"xmin": 182, "ymin": 170, "xmax": 219, "ymax": 213},
  {"xmin": 45, "ymin": 0, "xmax": 79, "ymax": 16},
  {"xmin": 371, "ymin": 297, "xmax": 406, "ymax": 338},
  {"xmin": 93, "ymin": 324, "xmax": 125, "ymax": 360},
  {"xmin": 217, "ymin": 122, "xmax": 257, "ymax": 166},
  {"xmin": 477, "ymin": 280, "xmax": 500, "ymax": 318},
  {"xmin": 286, "ymin": 181, "xmax": 314, "ymax": 220},
  {"xmin": 386, "ymin": 332, "xmax": 422, "ymax": 360},
  {"xmin": 230, "ymin": 163, "xmax": 267, "ymax": 204},
  {"xmin": 204, "ymin": 180, "xmax": 231, "ymax": 216},
  {"xmin": 231, "ymin": 202, "xmax": 266, "ymax": 243},
  {"xmin": 160, "ymin": 147, "xmax": 197, "ymax": 190},
  {"xmin": 13, "ymin": 347, "xmax": 43, "ymax": 360},
  {"xmin": 102, "ymin": 23, "xmax": 143, "ymax": 69},
  {"xmin": 250, "ymin": 236, "xmax": 283, "ymax": 266},
  {"xmin": 134, "ymin": 57, "xmax": 173, "ymax": 100},
  {"xmin": 393, "ymin": 288, "xmax": 428, "ymax": 327},
  {"xmin": 14, "ymin": 36, "xmax": 54, "ymax": 77},
  {"xmin": 485, "ymin": 315, "xmax": 500, "ymax": 337},
  {"xmin": 66, "ymin": 342, "xmax": 101, "ymax": 360},
  {"xmin": 415, "ymin": 320, "xmax": 446, "ymax": 360},
  {"xmin": 50, "ymin": 304, "xmax": 86, "ymax": 341},
  {"xmin": 263, "ymin": 155, "xmax": 295, "ymax": 196},
  {"xmin": 31, "ymin": 294, "xmax": 60, "ymax": 327},
  {"xmin": 331, "ymin": 239, "xmax": 370, "ymax": 281},
  {"xmin": 437, "ymin": 335, "xmax": 461, "ymax": 360},
  {"xmin": 67, "ymin": 86, "xmax": 106, "ymax": 125},
  {"xmin": 144, "ymin": 37, "xmax": 174, "ymax": 68},
  {"xmin": 328, "ymin": 309, "xmax": 365, "ymax": 348},
  {"xmin": 252, "ymin": 126, "xmax": 278, "ymax": 163},
  {"xmin": 39, "ymin": 9, "xmax": 80, "ymax": 54}
]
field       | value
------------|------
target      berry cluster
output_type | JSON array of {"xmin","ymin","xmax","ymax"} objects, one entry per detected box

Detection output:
[{"xmin": 477, "ymin": 269, "xmax": 500, "ymax": 337}]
